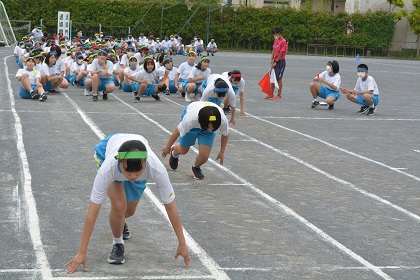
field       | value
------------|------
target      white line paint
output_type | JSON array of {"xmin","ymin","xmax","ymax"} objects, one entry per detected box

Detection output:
[
  {"xmin": 63, "ymin": 92, "xmax": 230, "ymax": 280},
  {"xmin": 245, "ymin": 111, "xmax": 420, "ymax": 183},
  {"xmin": 252, "ymin": 116, "xmax": 420, "ymax": 122},
  {"xmin": 4, "ymin": 56, "xmax": 52, "ymax": 279},
  {"xmin": 229, "ymin": 126, "xmax": 420, "ymax": 223},
  {"xmin": 111, "ymin": 94, "xmax": 393, "ymax": 280},
  {"xmin": 52, "ymin": 276, "xmax": 214, "ymax": 280},
  {"xmin": 168, "ymin": 98, "xmax": 420, "ymax": 223},
  {"xmin": 414, "ymin": 150, "xmax": 420, "ymax": 154}
]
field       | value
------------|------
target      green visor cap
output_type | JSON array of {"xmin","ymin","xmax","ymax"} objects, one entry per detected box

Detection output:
[{"xmin": 117, "ymin": 151, "xmax": 148, "ymax": 159}]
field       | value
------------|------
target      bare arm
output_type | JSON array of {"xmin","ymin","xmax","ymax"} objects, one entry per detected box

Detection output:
[
  {"xmin": 65, "ymin": 201, "xmax": 101, "ymax": 274},
  {"xmin": 216, "ymin": 134, "xmax": 229, "ymax": 165},
  {"xmin": 164, "ymin": 201, "xmax": 190, "ymax": 266},
  {"xmin": 162, "ymin": 127, "xmax": 181, "ymax": 158}
]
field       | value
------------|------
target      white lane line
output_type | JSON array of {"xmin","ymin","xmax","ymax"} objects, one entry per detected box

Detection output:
[
  {"xmin": 167, "ymin": 98, "xmax": 420, "ymax": 223},
  {"xmin": 246, "ymin": 112, "xmax": 420, "ymax": 183},
  {"xmin": 52, "ymin": 276, "xmax": 213, "ymax": 280},
  {"xmin": 63, "ymin": 92, "xmax": 229, "ymax": 280},
  {"xmin": 229, "ymin": 126, "xmax": 420, "ymax": 223},
  {"xmin": 111, "ymin": 94, "xmax": 393, "ymax": 280},
  {"xmin": 253, "ymin": 116, "xmax": 420, "ymax": 121},
  {"xmin": 414, "ymin": 150, "xmax": 420, "ymax": 154},
  {"xmin": 4, "ymin": 56, "xmax": 52, "ymax": 279}
]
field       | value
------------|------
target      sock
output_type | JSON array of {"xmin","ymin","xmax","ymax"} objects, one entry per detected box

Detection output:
[
  {"xmin": 370, "ymin": 105, "xmax": 375, "ymax": 108},
  {"xmin": 314, "ymin": 98, "xmax": 318, "ymax": 102},
  {"xmin": 171, "ymin": 147, "xmax": 178, "ymax": 158},
  {"xmin": 113, "ymin": 236, "xmax": 124, "ymax": 245}
]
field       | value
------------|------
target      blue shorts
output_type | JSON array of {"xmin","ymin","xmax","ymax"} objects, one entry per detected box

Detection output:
[
  {"xmin": 178, "ymin": 105, "xmax": 216, "ymax": 147},
  {"xmin": 191, "ymin": 82, "xmax": 202, "ymax": 94},
  {"xmin": 318, "ymin": 86, "xmax": 340, "ymax": 101},
  {"xmin": 67, "ymin": 74, "xmax": 77, "ymax": 84},
  {"xmin": 94, "ymin": 134, "xmax": 147, "ymax": 202},
  {"xmin": 113, "ymin": 77, "xmax": 120, "ymax": 87},
  {"xmin": 18, "ymin": 85, "xmax": 36, "ymax": 99},
  {"xmin": 168, "ymin": 80, "xmax": 177, "ymax": 93},
  {"xmin": 207, "ymin": 97, "xmax": 222, "ymax": 106},
  {"xmin": 44, "ymin": 81, "xmax": 53, "ymax": 91},
  {"xmin": 356, "ymin": 94, "xmax": 379, "ymax": 106},
  {"xmin": 122, "ymin": 81, "xmax": 140, "ymax": 93},
  {"xmin": 78, "ymin": 76, "xmax": 88, "ymax": 87},
  {"xmin": 142, "ymin": 83, "xmax": 157, "ymax": 96},
  {"xmin": 178, "ymin": 78, "xmax": 188, "ymax": 92},
  {"xmin": 98, "ymin": 78, "xmax": 114, "ymax": 92}
]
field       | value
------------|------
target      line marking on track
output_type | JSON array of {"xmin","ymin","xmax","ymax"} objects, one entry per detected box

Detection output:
[
  {"xmin": 165, "ymin": 97, "xmax": 420, "ymax": 224},
  {"xmin": 108, "ymin": 94, "xmax": 394, "ymax": 280},
  {"xmin": 228, "ymin": 125, "xmax": 420, "ymax": 223},
  {"xmin": 253, "ymin": 116, "xmax": 420, "ymax": 121},
  {"xmin": 4, "ymin": 56, "xmax": 52, "ymax": 279},
  {"xmin": 414, "ymin": 150, "xmax": 420, "ymax": 154},
  {"xmin": 245, "ymin": 111, "xmax": 420, "ymax": 183},
  {"xmin": 63, "ymin": 92, "xmax": 230, "ymax": 280}
]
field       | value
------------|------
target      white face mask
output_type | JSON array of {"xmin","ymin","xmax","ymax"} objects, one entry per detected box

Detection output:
[
  {"xmin": 129, "ymin": 61, "xmax": 137, "ymax": 67},
  {"xmin": 357, "ymin": 72, "xmax": 366, "ymax": 78},
  {"xmin": 85, "ymin": 50, "xmax": 90, "ymax": 55},
  {"xmin": 274, "ymin": 35, "xmax": 279, "ymax": 39},
  {"xmin": 326, "ymin": 65, "xmax": 332, "ymax": 73},
  {"xmin": 77, "ymin": 59, "xmax": 83, "ymax": 64},
  {"xmin": 127, "ymin": 51, "xmax": 134, "ymax": 57},
  {"xmin": 61, "ymin": 48, "xmax": 66, "ymax": 53}
]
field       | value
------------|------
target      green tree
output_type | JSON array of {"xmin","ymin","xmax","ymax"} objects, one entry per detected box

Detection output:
[
  {"xmin": 408, "ymin": 0, "xmax": 420, "ymax": 56},
  {"xmin": 387, "ymin": 0, "xmax": 408, "ymax": 24}
]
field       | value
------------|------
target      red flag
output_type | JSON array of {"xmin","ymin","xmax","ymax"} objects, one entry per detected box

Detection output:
[{"xmin": 258, "ymin": 71, "xmax": 271, "ymax": 95}]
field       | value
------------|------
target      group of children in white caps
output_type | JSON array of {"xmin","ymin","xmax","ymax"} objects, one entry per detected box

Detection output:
[{"xmin": 13, "ymin": 32, "xmax": 379, "ymax": 274}]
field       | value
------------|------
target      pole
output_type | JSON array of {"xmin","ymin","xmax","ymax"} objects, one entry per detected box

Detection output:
[
  {"xmin": 160, "ymin": 0, "xmax": 164, "ymax": 38},
  {"xmin": 206, "ymin": 0, "xmax": 210, "ymax": 45}
]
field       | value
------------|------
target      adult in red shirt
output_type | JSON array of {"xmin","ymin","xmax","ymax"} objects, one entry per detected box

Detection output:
[{"xmin": 268, "ymin": 27, "xmax": 287, "ymax": 100}]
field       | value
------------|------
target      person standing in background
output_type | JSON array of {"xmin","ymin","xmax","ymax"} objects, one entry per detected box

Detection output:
[{"xmin": 267, "ymin": 27, "xmax": 287, "ymax": 101}]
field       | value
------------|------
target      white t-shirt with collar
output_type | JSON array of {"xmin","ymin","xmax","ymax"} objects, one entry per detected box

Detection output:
[
  {"xmin": 90, "ymin": 134, "xmax": 175, "ymax": 205},
  {"xmin": 177, "ymin": 101, "xmax": 229, "ymax": 137},
  {"xmin": 354, "ymin": 75, "xmax": 379, "ymax": 95}
]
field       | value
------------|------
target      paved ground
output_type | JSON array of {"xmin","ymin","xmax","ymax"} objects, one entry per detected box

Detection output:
[{"xmin": 1, "ymin": 48, "xmax": 420, "ymax": 280}]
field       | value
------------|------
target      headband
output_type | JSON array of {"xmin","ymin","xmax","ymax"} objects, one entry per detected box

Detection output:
[
  {"xmin": 129, "ymin": 56, "xmax": 137, "ymax": 61},
  {"xmin": 188, "ymin": 51, "xmax": 197, "ymax": 56},
  {"xmin": 49, "ymin": 52, "xmax": 56, "ymax": 56},
  {"xmin": 357, "ymin": 67, "xmax": 368, "ymax": 71},
  {"xmin": 209, "ymin": 116, "xmax": 216, "ymax": 121},
  {"xmin": 231, "ymin": 73, "xmax": 241, "ymax": 78},
  {"xmin": 200, "ymin": 56, "xmax": 210, "ymax": 62},
  {"xmin": 215, "ymin": 87, "xmax": 228, "ymax": 92},
  {"xmin": 116, "ymin": 151, "xmax": 148, "ymax": 160}
]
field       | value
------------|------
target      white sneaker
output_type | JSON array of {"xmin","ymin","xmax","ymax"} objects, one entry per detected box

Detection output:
[
  {"xmin": 83, "ymin": 89, "xmax": 90, "ymax": 96},
  {"xmin": 185, "ymin": 93, "xmax": 192, "ymax": 102}
]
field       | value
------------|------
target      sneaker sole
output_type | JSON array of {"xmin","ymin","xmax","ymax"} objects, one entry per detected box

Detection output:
[
  {"xmin": 122, "ymin": 233, "xmax": 131, "ymax": 240},
  {"xmin": 107, "ymin": 258, "xmax": 125, "ymax": 264},
  {"xmin": 358, "ymin": 107, "xmax": 369, "ymax": 114},
  {"xmin": 191, "ymin": 169, "xmax": 204, "ymax": 180},
  {"xmin": 192, "ymin": 173, "xmax": 204, "ymax": 180}
]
